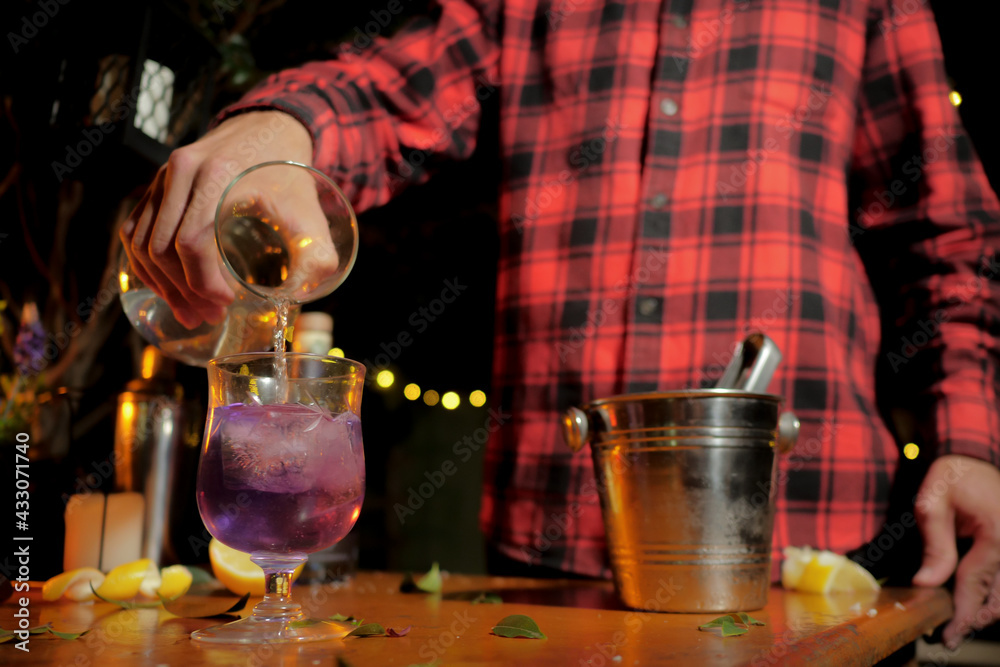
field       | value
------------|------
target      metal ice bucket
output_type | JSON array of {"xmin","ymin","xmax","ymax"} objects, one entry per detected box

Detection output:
[{"xmin": 563, "ymin": 389, "xmax": 798, "ymax": 612}]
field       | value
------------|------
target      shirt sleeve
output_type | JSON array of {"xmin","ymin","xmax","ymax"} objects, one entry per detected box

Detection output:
[
  {"xmin": 849, "ymin": 0, "xmax": 1000, "ymax": 466},
  {"xmin": 214, "ymin": 0, "xmax": 501, "ymax": 214}
]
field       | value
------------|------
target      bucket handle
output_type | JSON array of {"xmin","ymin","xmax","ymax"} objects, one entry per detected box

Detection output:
[
  {"xmin": 563, "ymin": 407, "xmax": 799, "ymax": 453},
  {"xmin": 562, "ymin": 407, "xmax": 588, "ymax": 453}
]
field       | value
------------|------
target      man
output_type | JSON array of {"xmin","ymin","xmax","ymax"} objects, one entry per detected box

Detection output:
[{"xmin": 120, "ymin": 0, "xmax": 1000, "ymax": 649}]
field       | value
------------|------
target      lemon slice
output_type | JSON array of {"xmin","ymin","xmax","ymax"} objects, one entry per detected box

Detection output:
[
  {"xmin": 209, "ymin": 538, "xmax": 304, "ymax": 596},
  {"xmin": 42, "ymin": 567, "xmax": 105, "ymax": 602},
  {"xmin": 156, "ymin": 565, "xmax": 193, "ymax": 600},
  {"xmin": 781, "ymin": 546, "xmax": 880, "ymax": 594},
  {"xmin": 95, "ymin": 558, "xmax": 159, "ymax": 600}
]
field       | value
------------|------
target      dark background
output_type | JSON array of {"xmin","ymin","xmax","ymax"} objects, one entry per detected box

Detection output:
[{"xmin": 0, "ymin": 0, "xmax": 996, "ymax": 581}]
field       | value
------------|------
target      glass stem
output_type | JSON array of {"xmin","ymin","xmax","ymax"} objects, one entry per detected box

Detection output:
[{"xmin": 250, "ymin": 554, "xmax": 306, "ymax": 623}]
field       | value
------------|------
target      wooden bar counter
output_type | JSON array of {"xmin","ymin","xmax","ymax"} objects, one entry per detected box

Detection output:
[{"xmin": 2, "ymin": 571, "xmax": 951, "ymax": 666}]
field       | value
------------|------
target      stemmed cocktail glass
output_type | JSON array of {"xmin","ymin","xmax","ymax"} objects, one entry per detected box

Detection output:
[{"xmin": 191, "ymin": 352, "xmax": 365, "ymax": 644}]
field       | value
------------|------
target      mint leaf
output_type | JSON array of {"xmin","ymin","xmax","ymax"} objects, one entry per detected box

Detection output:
[
  {"xmin": 471, "ymin": 592, "xmax": 502, "ymax": 605},
  {"xmin": 400, "ymin": 562, "xmax": 442, "ymax": 594},
  {"xmin": 698, "ymin": 616, "xmax": 747, "ymax": 637},
  {"xmin": 0, "ymin": 625, "xmax": 89, "ymax": 641},
  {"xmin": 416, "ymin": 562, "xmax": 442, "ymax": 593},
  {"xmin": 699, "ymin": 612, "xmax": 765, "ymax": 637},
  {"xmin": 736, "ymin": 612, "xmax": 765, "ymax": 626},
  {"xmin": 491, "ymin": 614, "xmax": 546, "ymax": 639},
  {"xmin": 346, "ymin": 623, "xmax": 386, "ymax": 637}
]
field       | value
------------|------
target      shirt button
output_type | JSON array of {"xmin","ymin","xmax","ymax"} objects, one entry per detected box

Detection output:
[
  {"xmin": 671, "ymin": 15, "xmax": 688, "ymax": 29},
  {"xmin": 659, "ymin": 98, "xmax": 679, "ymax": 116},
  {"xmin": 650, "ymin": 193, "xmax": 667, "ymax": 209},
  {"xmin": 638, "ymin": 298, "xmax": 659, "ymax": 317}
]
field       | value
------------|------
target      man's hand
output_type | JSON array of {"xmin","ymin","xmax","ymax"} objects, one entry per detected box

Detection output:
[
  {"xmin": 912, "ymin": 454, "xmax": 1000, "ymax": 649},
  {"xmin": 119, "ymin": 110, "xmax": 313, "ymax": 328}
]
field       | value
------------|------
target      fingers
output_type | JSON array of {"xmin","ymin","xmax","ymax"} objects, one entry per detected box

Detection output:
[
  {"xmin": 148, "ymin": 155, "xmax": 230, "ymax": 325},
  {"xmin": 280, "ymin": 172, "xmax": 343, "ymax": 297},
  {"xmin": 132, "ymin": 169, "xmax": 204, "ymax": 328},
  {"xmin": 942, "ymin": 538, "xmax": 1000, "ymax": 649},
  {"xmin": 912, "ymin": 479, "xmax": 959, "ymax": 587},
  {"xmin": 120, "ymin": 188, "xmax": 160, "ymax": 292}
]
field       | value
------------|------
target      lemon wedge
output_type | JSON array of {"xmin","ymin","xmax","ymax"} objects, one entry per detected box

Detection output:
[
  {"xmin": 781, "ymin": 546, "xmax": 880, "ymax": 594},
  {"xmin": 42, "ymin": 567, "xmax": 105, "ymax": 602},
  {"xmin": 95, "ymin": 558, "xmax": 159, "ymax": 600},
  {"xmin": 156, "ymin": 564, "xmax": 193, "ymax": 600},
  {"xmin": 209, "ymin": 538, "xmax": 304, "ymax": 596}
]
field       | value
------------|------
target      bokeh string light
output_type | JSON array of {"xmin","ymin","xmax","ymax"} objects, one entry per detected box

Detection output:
[{"xmin": 327, "ymin": 349, "xmax": 488, "ymax": 409}]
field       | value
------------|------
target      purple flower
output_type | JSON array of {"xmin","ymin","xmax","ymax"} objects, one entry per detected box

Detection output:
[{"xmin": 14, "ymin": 319, "xmax": 46, "ymax": 375}]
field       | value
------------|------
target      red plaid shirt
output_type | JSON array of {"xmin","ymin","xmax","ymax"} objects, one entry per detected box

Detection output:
[{"xmin": 221, "ymin": 0, "xmax": 1000, "ymax": 578}]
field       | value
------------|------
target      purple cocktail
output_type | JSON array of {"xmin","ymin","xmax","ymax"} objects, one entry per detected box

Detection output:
[{"xmin": 198, "ymin": 403, "xmax": 364, "ymax": 555}]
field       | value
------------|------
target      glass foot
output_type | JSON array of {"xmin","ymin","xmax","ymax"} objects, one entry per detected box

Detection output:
[{"xmin": 192, "ymin": 615, "xmax": 355, "ymax": 644}]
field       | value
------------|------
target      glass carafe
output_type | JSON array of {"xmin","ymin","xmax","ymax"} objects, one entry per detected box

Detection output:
[{"xmin": 119, "ymin": 161, "xmax": 358, "ymax": 367}]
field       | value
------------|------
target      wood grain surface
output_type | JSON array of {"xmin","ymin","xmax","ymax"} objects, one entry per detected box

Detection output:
[{"xmin": 1, "ymin": 571, "xmax": 952, "ymax": 666}]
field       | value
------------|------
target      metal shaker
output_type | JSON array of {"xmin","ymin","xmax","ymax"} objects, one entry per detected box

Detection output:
[{"xmin": 113, "ymin": 345, "xmax": 185, "ymax": 565}]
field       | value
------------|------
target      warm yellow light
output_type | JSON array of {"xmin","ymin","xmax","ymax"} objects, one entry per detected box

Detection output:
[
  {"xmin": 329, "ymin": 347, "xmax": 344, "ymax": 357},
  {"xmin": 903, "ymin": 443, "xmax": 920, "ymax": 460},
  {"xmin": 118, "ymin": 271, "xmax": 129, "ymax": 292},
  {"xmin": 121, "ymin": 400, "xmax": 135, "ymax": 421},
  {"xmin": 469, "ymin": 390, "xmax": 486, "ymax": 407},
  {"xmin": 140, "ymin": 347, "xmax": 157, "ymax": 380},
  {"xmin": 949, "ymin": 90, "xmax": 962, "ymax": 107},
  {"xmin": 404, "ymin": 383, "xmax": 421, "ymax": 401},
  {"xmin": 441, "ymin": 391, "xmax": 460, "ymax": 410},
  {"xmin": 298, "ymin": 237, "xmax": 314, "ymax": 248},
  {"xmin": 376, "ymin": 370, "xmax": 395, "ymax": 388},
  {"xmin": 423, "ymin": 389, "xmax": 440, "ymax": 406},
  {"xmin": 350, "ymin": 505, "xmax": 361, "ymax": 522}
]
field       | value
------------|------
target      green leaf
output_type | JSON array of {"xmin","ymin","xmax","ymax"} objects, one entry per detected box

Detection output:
[
  {"xmin": 288, "ymin": 619, "xmax": 323, "ymax": 629},
  {"xmin": 161, "ymin": 591, "xmax": 251, "ymax": 619},
  {"xmin": 416, "ymin": 562, "xmax": 442, "ymax": 593},
  {"xmin": 471, "ymin": 592, "xmax": 503, "ymax": 605},
  {"xmin": 0, "ymin": 625, "xmax": 89, "ymax": 641},
  {"xmin": 330, "ymin": 613, "xmax": 365, "ymax": 626},
  {"xmin": 718, "ymin": 618, "xmax": 748, "ymax": 637},
  {"xmin": 698, "ymin": 616, "xmax": 747, "ymax": 637},
  {"xmin": 491, "ymin": 614, "xmax": 546, "ymax": 639},
  {"xmin": 400, "ymin": 562, "xmax": 443, "ymax": 594},
  {"xmin": 698, "ymin": 612, "xmax": 764, "ymax": 637},
  {"xmin": 736, "ymin": 612, "xmax": 765, "ymax": 627},
  {"xmin": 346, "ymin": 623, "xmax": 386, "ymax": 637}
]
